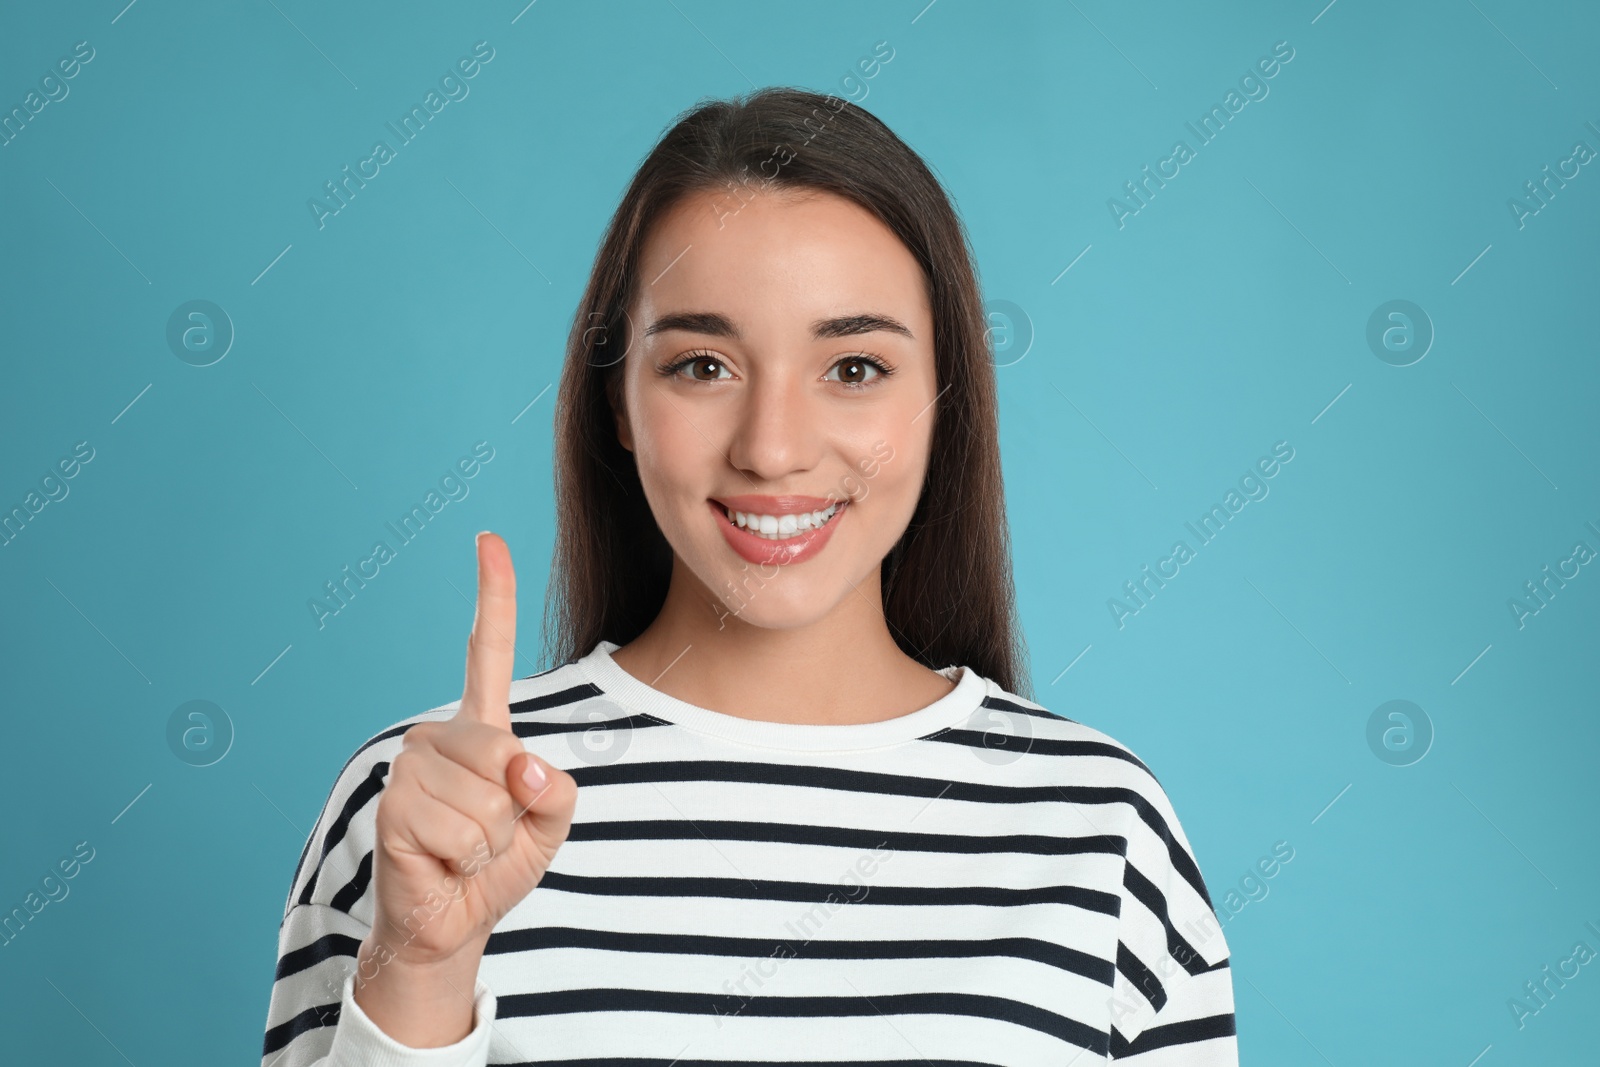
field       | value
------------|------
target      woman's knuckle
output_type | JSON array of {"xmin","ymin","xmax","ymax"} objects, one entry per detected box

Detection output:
[
  {"xmin": 485, "ymin": 787, "xmax": 515, "ymax": 826},
  {"xmin": 492, "ymin": 734, "xmax": 525, "ymax": 766},
  {"xmin": 450, "ymin": 826, "xmax": 484, "ymax": 864},
  {"xmin": 388, "ymin": 748, "xmax": 419, "ymax": 782}
]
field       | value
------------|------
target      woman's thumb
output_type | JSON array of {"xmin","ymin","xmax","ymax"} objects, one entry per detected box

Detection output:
[{"xmin": 508, "ymin": 751, "xmax": 551, "ymax": 816}]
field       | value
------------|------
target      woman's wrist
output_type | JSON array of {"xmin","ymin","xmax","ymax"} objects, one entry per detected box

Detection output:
[{"xmin": 349, "ymin": 935, "xmax": 488, "ymax": 1048}]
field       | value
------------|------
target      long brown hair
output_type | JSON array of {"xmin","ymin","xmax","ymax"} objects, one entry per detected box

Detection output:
[{"xmin": 539, "ymin": 85, "xmax": 1032, "ymax": 700}]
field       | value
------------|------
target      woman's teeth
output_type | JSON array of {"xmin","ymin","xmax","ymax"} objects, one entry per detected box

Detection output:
[{"xmin": 724, "ymin": 502, "xmax": 842, "ymax": 540}]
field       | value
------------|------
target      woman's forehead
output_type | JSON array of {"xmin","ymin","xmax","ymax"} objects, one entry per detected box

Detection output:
[{"xmin": 634, "ymin": 189, "xmax": 930, "ymax": 335}]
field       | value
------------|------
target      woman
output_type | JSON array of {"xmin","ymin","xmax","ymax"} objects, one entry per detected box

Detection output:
[{"xmin": 261, "ymin": 86, "xmax": 1238, "ymax": 1066}]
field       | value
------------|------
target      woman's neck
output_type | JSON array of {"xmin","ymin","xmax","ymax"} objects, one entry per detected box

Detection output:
[{"xmin": 607, "ymin": 565, "xmax": 956, "ymax": 727}]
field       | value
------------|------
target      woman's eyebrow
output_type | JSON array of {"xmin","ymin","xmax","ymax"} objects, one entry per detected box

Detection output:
[{"xmin": 642, "ymin": 310, "xmax": 914, "ymax": 341}]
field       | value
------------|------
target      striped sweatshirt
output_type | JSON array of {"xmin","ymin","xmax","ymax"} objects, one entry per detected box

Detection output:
[{"xmin": 261, "ymin": 638, "xmax": 1237, "ymax": 1066}]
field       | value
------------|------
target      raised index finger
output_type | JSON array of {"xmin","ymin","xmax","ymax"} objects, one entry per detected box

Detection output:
[{"xmin": 457, "ymin": 530, "xmax": 517, "ymax": 730}]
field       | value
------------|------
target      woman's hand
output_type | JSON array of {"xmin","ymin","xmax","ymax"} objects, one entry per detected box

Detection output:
[{"xmin": 353, "ymin": 531, "xmax": 577, "ymax": 1046}]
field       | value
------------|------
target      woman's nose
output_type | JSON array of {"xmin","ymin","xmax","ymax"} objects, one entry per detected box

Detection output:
[{"xmin": 723, "ymin": 371, "xmax": 822, "ymax": 479}]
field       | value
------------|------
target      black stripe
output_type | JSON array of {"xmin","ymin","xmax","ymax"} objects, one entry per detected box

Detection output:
[
  {"xmin": 1166, "ymin": 846, "xmax": 1212, "ymax": 912},
  {"xmin": 568, "ymin": 817, "xmax": 1126, "ymax": 858},
  {"xmin": 1123, "ymin": 862, "xmax": 1208, "ymax": 977},
  {"xmin": 510, "ymin": 681, "xmax": 604, "ymax": 715},
  {"xmin": 485, "ymin": 926, "xmax": 1117, "ymax": 985},
  {"xmin": 260, "ymin": 1000, "xmax": 340, "ymax": 1057},
  {"xmin": 1068, "ymin": 784, "xmax": 1211, "ymax": 912},
  {"xmin": 297, "ymin": 762, "xmax": 388, "ymax": 908},
  {"xmin": 493, "ymin": 988, "xmax": 1109, "ymax": 1055},
  {"xmin": 1116, "ymin": 939, "xmax": 1166, "ymax": 1011},
  {"xmin": 328, "ymin": 850, "xmax": 373, "ymax": 914},
  {"xmin": 532, "ymin": 869, "xmax": 1120, "ymax": 915},
  {"xmin": 1110, "ymin": 1011, "xmax": 1237, "ymax": 1058},
  {"xmin": 568, "ymin": 759, "xmax": 1209, "ymax": 905},
  {"xmin": 976, "ymin": 693, "xmax": 1080, "ymax": 725},
  {"xmin": 319, "ymin": 725, "xmax": 410, "ymax": 798},
  {"xmin": 931, "ymin": 729, "xmax": 1157, "ymax": 778},
  {"xmin": 274, "ymin": 930, "xmax": 362, "ymax": 981},
  {"xmin": 510, "ymin": 709, "xmax": 669, "ymax": 739},
  {"xmin": 283, "ymin": 817, "xmax": 319, "ymax": 921}
]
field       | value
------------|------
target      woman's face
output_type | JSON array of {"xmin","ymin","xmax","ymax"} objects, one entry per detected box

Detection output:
[{"xmin": 614, "ymin": 185, "xmax": 938, "ymax": 630}]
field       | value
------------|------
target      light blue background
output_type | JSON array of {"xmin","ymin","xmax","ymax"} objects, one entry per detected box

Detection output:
[{"xmin": 2, "ymin": 1, "xmax": 1596, "ymax": 1063}]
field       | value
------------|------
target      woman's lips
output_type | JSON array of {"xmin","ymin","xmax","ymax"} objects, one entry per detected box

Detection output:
[{"xmin": 709, "ymin": 498, "xmax": 847, "ymax": 566}]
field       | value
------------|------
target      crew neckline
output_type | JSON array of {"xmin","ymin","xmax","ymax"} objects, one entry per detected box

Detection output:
[{"xmin": 574, "ymin": 638, "xmax": 989, "ymax": 752}]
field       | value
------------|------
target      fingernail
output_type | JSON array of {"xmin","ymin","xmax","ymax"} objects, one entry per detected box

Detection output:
[{"xmin": 522, "ymin": 757, "xmax": 547, "ymax": 792}]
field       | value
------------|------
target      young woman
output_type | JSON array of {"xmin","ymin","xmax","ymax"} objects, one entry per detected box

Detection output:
[{"xmin": 261, "ymin": 87, "xmax": 1238, "ymax": 1066}]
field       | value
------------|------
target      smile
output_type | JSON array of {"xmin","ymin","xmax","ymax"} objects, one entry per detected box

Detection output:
[
  {"xmin": 718, "ymin": 500, "xmax": 844, "ymax": 540},
  {"xmin": 708, "ymin": 498, "xmax": 849, "ymax": 566}
]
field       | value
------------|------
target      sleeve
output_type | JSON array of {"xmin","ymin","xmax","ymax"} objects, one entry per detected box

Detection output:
[
  {"xmin": 1106, "ymin": 774, "xmax": 1238, "ymax": 1064},
  {"xmin": 259, "ymin": 727, "xmax": 500, "ymax": 1067}
]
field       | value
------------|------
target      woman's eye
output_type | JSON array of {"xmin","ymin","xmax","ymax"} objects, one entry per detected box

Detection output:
[
  {"xmin": 670, "ymin": 355, "xmax": 731, "ymax": 382},
  {"xmin": 827, "ymin": 356, "xmax": 885, "ymax": 387},
  {"xmin": 663, "ymin": 352, "xmax": 890, "ymax": 388}
]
